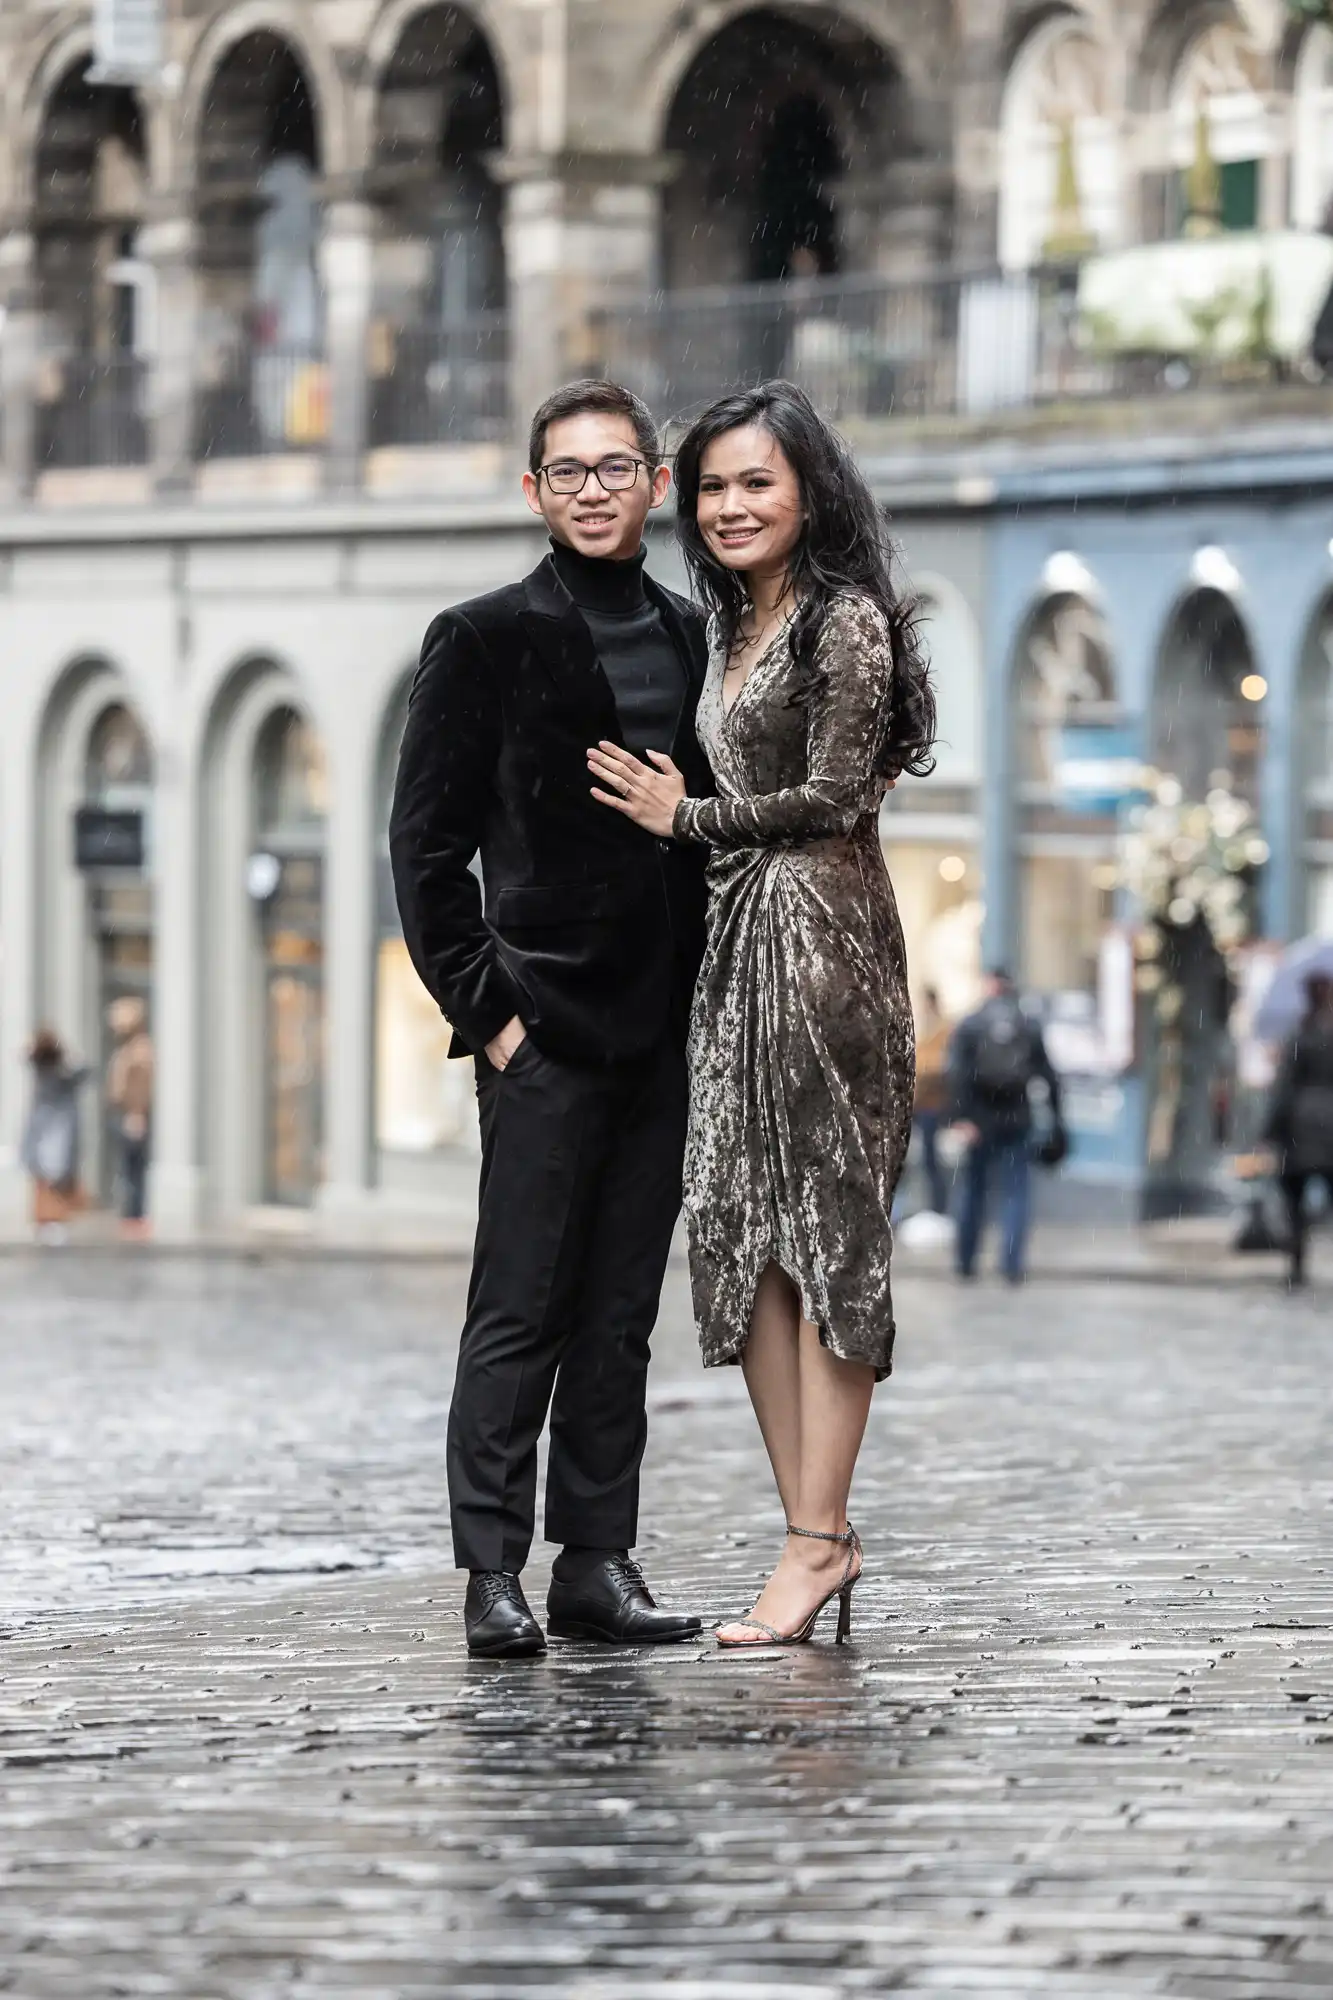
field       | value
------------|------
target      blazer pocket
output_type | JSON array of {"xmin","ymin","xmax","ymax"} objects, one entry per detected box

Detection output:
[{"xmin": 495, "ymin": 881, "xmax": 630, "ymax": 927}]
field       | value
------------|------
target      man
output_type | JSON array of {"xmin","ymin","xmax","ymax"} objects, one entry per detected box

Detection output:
[
  {"xmin": 390, "ymin": 380, "xmax": 711, "ymax": 1658},
  {"xmin": 105, "ymin": 996, "xmax": 154, "ymax": 1240},
  {"xmin": 949, "ymin": 969, "xmax": 1063, "ymax": 1284}
]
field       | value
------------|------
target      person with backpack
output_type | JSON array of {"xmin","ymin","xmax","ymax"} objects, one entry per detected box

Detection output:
[{"xmin": 948, "ymin": 969, "xmax": 1064, "ymax": 1283}]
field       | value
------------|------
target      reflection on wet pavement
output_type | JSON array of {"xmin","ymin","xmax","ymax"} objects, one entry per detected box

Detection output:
[{"xmin": 1, "ymin": 1253, "xmax": 1331, "ymax": 1995}]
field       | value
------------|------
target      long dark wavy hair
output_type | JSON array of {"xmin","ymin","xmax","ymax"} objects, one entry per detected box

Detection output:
[{"xmin": 673, "ymin": 381, "xmax": 936, "ymax": 777}]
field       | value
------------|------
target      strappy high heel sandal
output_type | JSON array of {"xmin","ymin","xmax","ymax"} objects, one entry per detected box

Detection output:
[{"xmin": 716, "ymin": 1523, "xmax": 862, "ymax": 1649}]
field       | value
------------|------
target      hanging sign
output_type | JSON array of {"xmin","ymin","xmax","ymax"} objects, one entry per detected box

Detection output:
[
  {"xmin": 90, "ymin": 0, "xmax": 163, "ymax": 85},
  {"xmin": 74, "ymin": 807, "xmax": 144, "ymax": 871}
]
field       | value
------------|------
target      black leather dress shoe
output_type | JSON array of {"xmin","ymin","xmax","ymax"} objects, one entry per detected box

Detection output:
[
  {"xmin": 546, "ymin": 1553, "xmax": 702, "ymax": 1645},
  {"xmin": 464, "ymin": 1571, "xmax": 546, "ymax": 1659}
]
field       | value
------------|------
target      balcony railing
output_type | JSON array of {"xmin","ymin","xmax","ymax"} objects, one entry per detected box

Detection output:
[
  {"xmin": 36, "ymin": 353, "xmax": 148, "ymax": 469},
  {"xmin": 588, "ymin": 262, "xmax": 1329, "ymax": 428},
  {"xmin": 17, "ymin": 245, "xmax": 1332, "ymax": 491},
  {"xmin": 368, "ymin": 315, "xmax": 509, "ymax": 448},
  {"xmin": 195, "ymin": 341, "xmax": 330, "ymax": 460}
]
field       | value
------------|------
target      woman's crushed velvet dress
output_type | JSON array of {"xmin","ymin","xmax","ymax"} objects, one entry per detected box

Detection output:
[{"xmin": 673, "ymin": 595, "xmax": 914, "ymax": 1379}]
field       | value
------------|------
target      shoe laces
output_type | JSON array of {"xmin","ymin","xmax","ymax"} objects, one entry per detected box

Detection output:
[
  {"xmin": 607, "ymin": 1553, "xmax": 652, "ymax": 1599},
  {"xmin": 473, "ymin": 1570, "xmax": 523, "ymax": 1613}
]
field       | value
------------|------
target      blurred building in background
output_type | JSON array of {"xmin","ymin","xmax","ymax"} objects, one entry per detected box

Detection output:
[{"xmin": 2, "ymin": 0, "xmax": 1332, "ymax": 1236}]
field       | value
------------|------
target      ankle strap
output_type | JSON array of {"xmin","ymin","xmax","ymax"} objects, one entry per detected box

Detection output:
[{"xmin": 786, "ymin": 1522, "xmax": 854, "ymax": 1544}]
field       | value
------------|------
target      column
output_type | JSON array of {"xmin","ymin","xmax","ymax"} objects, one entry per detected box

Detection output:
[
  {"xmin": 139, "ymin": 208, "xmax": 199, "ymax": 495},
  {"xmin": 839, "ymin": 159, "xmax": 955, "ymax": 281},
  {"xmin": 319, "ymin": 194, "xmax": 374, "ymax": 492},
  {"xmin": 148, "ymin": 715, "xmax": 205, "ymax": 1237},
  {"xmin": 0, "ymin": 228, "xmax": 38, "ymax": 498},
  {"xmin": 0, "ymin": 717, "xmax": 38, "ymax": 1234},
  {"xmin": 317, "ymin": 730, "xmax": 375, "ymax": 1232},
  {"xmin": 491, "ymin": 153, "xmax": 672, "ymax": 425}
]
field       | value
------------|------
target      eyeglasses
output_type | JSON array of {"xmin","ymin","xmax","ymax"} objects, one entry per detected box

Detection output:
[{"xmin": 537, "ymin": 454, "xmax": 647, "ymax": 495}]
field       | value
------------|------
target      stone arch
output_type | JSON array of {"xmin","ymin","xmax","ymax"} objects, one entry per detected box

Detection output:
[
  {"xmin": 364, "ymin": 0, "xmax": 513, "ymax": 114},
  {"xmin": 25, "ymin": 49, "xmax": 152, "ymax": 468},
  {"xmin": 657, "ymin": 4, "xmax": 915, "ymax": 290},
  {"xmin": 367, "ymin": 3, "xmax": 505, "ymax": 328},
  {"xmin": 999, "ymin": 10, "xmax": 1122, "ymax": 270},
  {"xmin": 643, "ymin": 0, "xmax": 936, "ymax": 148},
  {"xmin": 35, "ymin": 657, "xmax": 157, "ymax": 1202},
  {"xmin": 180, "ymin": 5, "xmax": 348, "ymax": 187}
]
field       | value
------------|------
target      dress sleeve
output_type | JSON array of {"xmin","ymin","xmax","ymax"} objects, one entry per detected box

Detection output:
[{"xmin": 672, "ymin": 596, "xmax": 893, "ymax": 848}]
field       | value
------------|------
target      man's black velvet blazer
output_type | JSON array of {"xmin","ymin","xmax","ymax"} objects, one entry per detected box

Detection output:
[{"xmin": 389, "ymin": 553, "xmax": 714, "ymax": 1065}]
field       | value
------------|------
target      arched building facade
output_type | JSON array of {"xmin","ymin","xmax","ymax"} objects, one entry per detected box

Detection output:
[{"xmin": 3, "ymin": 0, "xmax": 1333, "ymax": 1233}]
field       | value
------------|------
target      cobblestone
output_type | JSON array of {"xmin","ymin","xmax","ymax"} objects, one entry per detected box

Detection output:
[{"xmin": 1, "ymin": 1252, "xmax": 1331, "ymax": 1997}]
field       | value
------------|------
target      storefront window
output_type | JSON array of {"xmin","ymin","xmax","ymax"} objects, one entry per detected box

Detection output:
[
  {"xmin": 374, "ymin": 683, "xmax": 478, "ymax": 1161},
  {"xmin": 1017, "ymin": 593, "xmax": 1125, "ymax": 1067},
  {"xmin": 880, "ymin": 576, "xmax": 984, "ymax": 1027},
  {"xmin": 1300, "ymin": 603, "xmax": 1333, "ymax": 935},
  {"xmin": 881, "ymin": 841, "xmax": 982, "ymax": 1026},
  {"xmin": 253, "ymin": 706, "xmax": 326, "ymax": 1206}
]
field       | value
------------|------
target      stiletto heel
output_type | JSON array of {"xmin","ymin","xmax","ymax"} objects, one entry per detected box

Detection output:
[{"xmin": 716, "ymin": 1523, "xmax": 862, "ymax": 1649}]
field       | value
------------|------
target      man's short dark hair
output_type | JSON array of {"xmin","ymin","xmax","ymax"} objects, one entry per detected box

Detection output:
[{"xmin": 528, "ymin": 379, "xmax": 660, "ymax": 474}]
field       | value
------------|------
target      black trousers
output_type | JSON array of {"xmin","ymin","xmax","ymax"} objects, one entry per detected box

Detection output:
[
  {"xmin": 1282, "ymin": 1170, "xmax": 1330, "ymax": 1281},
  {"xmin": 447, "ymin": 1035, "xmax": 687, "ymax": 1572}
]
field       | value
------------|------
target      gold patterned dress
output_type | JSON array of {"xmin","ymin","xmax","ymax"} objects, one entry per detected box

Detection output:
[{"xmin": 672, "ymin": 594, "xmax": 915, "ymax": 1379}]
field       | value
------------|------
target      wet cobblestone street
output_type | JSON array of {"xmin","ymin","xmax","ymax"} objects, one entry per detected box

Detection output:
[{"xmin": 1, "ymin": 1252, "xmax": 1331, "ymax": 1999}]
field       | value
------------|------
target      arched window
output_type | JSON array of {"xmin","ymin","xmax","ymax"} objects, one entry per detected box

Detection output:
[
  {"xmin": 1169, "ymin": 22, "xmax": 1268, "ymax": 233},
  {"xmin": 1016, "ymin": 594, "xmax": 1122, "ymax": 1015},
  {"xmin": 1152, "ymin": 589, "xmax": 1263, "ymax": 805},
  {"xmin": 368, "ymin": 5, "xmax": 507, "ymax": 446},
  {"xmin": 1294, "ymin": 24, "xmax": 1333, "ymax": 231},
  {"xmin": 86, "ymin": 702, "xmax": 152, "ymax": 803},
  {"xmin": 662, "ymin": 8, "xmax": 900, "ymax": 290},
  {"xmin": 251, "ymin": 704, "xmax": 327, "ymax": 1206},
  {"xmin": 1000, "ymin": 19, "xmax": 1120, "ymax": 272},
  {"xmin": 32, "ymin": 60, "xmax": 149, "ymax": 467},
  {"xmin": 195, "ymin": 34, "xmax": 324, "ymax": 457},
  {"xmin": 254, "ymin": 705, "xmax": 327, "ymax": 841}
]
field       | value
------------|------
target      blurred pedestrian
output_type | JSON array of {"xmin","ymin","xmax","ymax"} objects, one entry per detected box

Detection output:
[
  {"xmin": 1262, "ymin": 971, "xmax": 1333, "ymax": 1289},
  {"xmin": 106, "ymin": 997, "xmax": 154, "ymax": 1239},
  {"xmin": 595, "ymin": 380, "xmax": 935, "ymax": 1648},
  {"xmin": 949, "ymin": 970, "xmax": 1063, "ymax": 1284},
  {"xmin": 913, "ymin": 985, "xmax": 952, "ymax": 1214},
  {"xmin": 21, "ymin": 1030, "xmax": 89, "ymax": 1244}
]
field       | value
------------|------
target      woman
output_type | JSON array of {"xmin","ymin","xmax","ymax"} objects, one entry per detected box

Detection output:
[
  {"xmin": 21, "ymin": 1030, "xmax": 89, "ymax": 1244},
  {"xmin": 1263, "ymin": 971, "xmax": 1333, "ymax": 1289},
  {"xmin": 588, "ymin": 381, "xmax": 934, "ymax": 1646}
]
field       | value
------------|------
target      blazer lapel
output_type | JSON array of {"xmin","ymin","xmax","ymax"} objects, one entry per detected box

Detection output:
[
  {"xmin": 646, "ymin": 575, "xmax": 710, "ymax": 777},
  {"xmin": 520, "ymin": 556, "xmax": 623, "ymax": 743}
]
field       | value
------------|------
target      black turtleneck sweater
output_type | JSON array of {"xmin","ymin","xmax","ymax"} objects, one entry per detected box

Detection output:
[{"xmin": 550, "ymin": 540, "xmax": 686, "ymax": 758}]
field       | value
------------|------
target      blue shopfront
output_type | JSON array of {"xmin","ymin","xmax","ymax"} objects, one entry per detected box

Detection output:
[{"xmin": 885, "ymin": 443, "xmax": 1333, "ymax": 1212}]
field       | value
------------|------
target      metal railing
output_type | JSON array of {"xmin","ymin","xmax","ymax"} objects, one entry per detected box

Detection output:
[
  {"xmin": 587, "ymin": 267, "xmax": 1312, "ymax": 429},
  {"xmin": 368, "ymin": 314, "xmax": 509, "ymax": 448},
  {"xmin": 195, "ymin": 341, "xmax": 330, "ymax": 460},
  {"xmin": 36, "ymin": 353, "xmax": 148, "ymax": 469}
]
